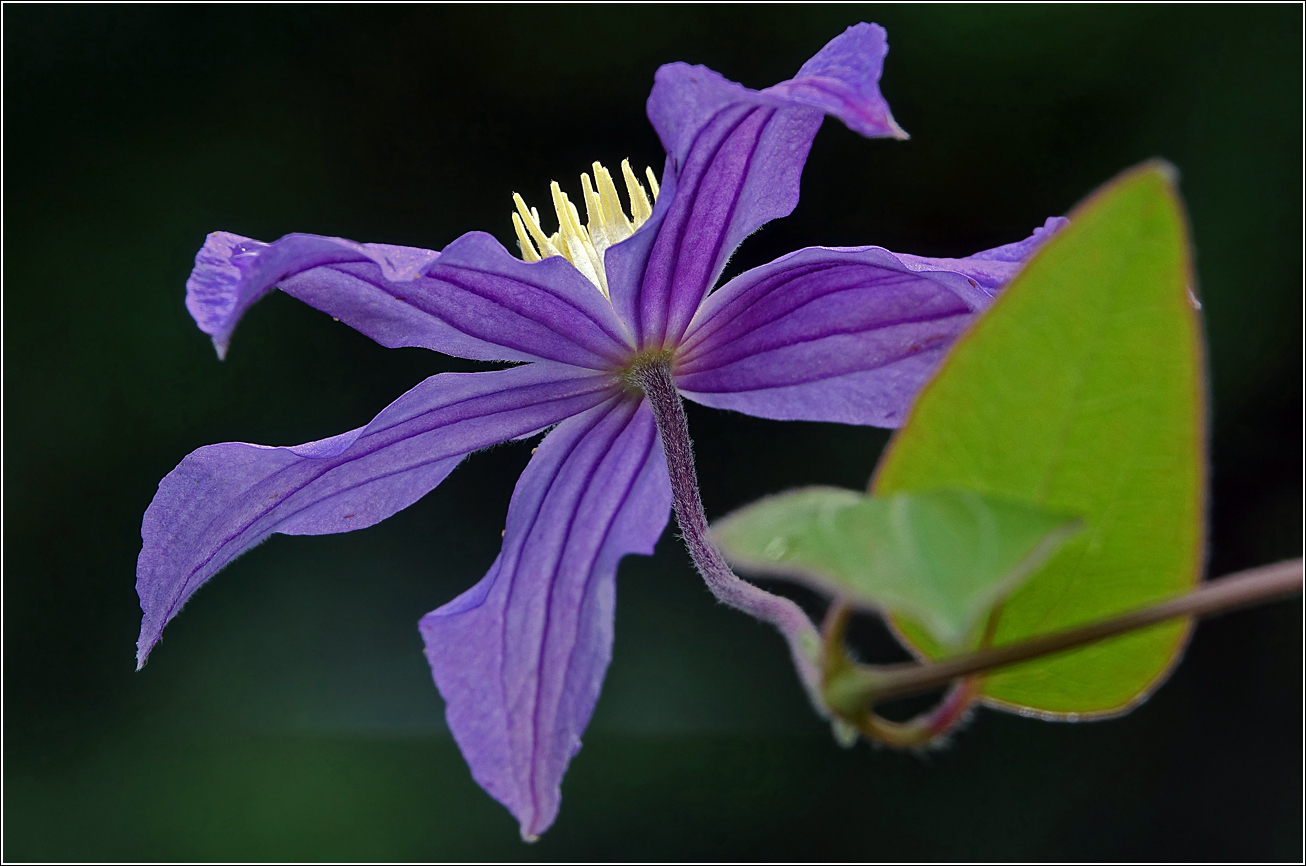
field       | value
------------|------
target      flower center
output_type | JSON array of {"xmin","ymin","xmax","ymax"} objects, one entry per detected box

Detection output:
[{"xmin": 511, "ymin": 159, "xmax": 660, "ymax": 298}]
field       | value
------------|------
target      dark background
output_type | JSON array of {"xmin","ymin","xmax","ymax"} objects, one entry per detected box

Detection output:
[{"xmin": 5, "ymin": 5, "xmax": 1301, "ymax": 861}]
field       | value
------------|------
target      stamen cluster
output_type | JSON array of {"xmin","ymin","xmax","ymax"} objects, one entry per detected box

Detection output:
[{"xmin": 512, "ymin": 159, "xmax": 660, "ymax": 297}]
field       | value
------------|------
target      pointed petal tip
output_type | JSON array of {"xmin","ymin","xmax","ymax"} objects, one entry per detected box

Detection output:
[
  {"xmin": 136, "ymin": 619, "xmax": 161, "ymax": 670},
  {"xmin": 421, "ymin": 400, "xmax": 670, "ymax": 845}
]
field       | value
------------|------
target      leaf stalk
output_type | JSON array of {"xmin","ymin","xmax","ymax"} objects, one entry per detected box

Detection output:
[{"xmin": 831, "ymin": 558, "xmax": 1302, "ymax": 712}]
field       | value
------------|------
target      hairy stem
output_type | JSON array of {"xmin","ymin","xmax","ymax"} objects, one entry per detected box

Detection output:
[{"xmin": 630, "ymin": 359, "xmax": 827, "ymax": 710}]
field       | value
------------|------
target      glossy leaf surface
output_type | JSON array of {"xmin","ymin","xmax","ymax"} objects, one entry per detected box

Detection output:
[
  {"xmin": 873, "ymin": 162, "xmax": 1206, "ymax": 716},
  {"xmin": 715, "ymin": 487, "xmax": 1081, "ymax": 649}
]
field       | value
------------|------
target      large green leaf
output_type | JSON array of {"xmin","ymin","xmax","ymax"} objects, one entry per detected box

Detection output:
[
  {"xmin": 714, "ymin": 487, "xmax": 1082, "ymax": 650},
  {"xmin": 872, "ymin": 162, "xmax": 1205, "ymax": 717}
]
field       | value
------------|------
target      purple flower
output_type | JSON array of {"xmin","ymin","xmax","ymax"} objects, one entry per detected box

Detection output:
[{"xmin": 138, "ymin": 23, "xmax": 1064, "ymax": 838}]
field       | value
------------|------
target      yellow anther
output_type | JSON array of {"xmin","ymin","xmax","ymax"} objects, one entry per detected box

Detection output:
[
  {"xmin": 645, "ymin": 166, "xmax": 660, "ymax": 200},
  {"xmin": 593, "ymin": 163, "xmax": 634, "ymax": 242},
  {"xmin": 550, "ymin": 182, "xmax": 607, "ymax": 295},
  {"xmin": 580, "ymin": 173, "xmax": 611, "ymax": 253},
  {"xmin": 513, "ymin": 193, "xmax": 561, "ymax": 259},
  {"xmin": 510, "ymin": 159, "xmax": 662, "ymax": 298},
  {"xmin": 621, "ymin": 160, "xmax": 653, "ymax": 224},
  {"xmin": 511, "ymin": 213, "xmax": 541, "ymax": 262}
]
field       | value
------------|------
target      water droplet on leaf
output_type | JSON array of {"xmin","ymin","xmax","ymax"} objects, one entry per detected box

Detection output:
[{"xmin": 763, "ymin": 536, "xmax": 790, "ymax": 560}]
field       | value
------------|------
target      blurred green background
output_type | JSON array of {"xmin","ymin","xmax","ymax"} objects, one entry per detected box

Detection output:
[{"xmin": 5, "ymin": 5, "xmax": 1300, "ymax": 860}]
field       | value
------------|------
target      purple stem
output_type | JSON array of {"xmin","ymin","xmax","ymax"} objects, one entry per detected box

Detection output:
[{"xmin": 629, "ymin": 357, "xmax": 827, "ymax": 711}]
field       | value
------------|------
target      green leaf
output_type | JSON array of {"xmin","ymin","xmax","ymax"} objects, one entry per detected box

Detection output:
[
  {"xmin": 713, "ymin": 488, "xmax": 1082, "ymax": 650},
  {"xmin": 872, "ymin": 162, "xmax": 1206, "ymax": 717}
]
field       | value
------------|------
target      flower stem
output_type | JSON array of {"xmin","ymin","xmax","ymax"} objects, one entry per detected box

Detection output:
[{"xmin": 630, "ymin": 359, "xmax": 827, "ymax": 712}]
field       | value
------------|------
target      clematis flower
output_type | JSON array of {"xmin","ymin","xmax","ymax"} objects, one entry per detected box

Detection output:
[{"xmin": 137, "ymin": 23, "xmax": 1065, "ymax": 839}]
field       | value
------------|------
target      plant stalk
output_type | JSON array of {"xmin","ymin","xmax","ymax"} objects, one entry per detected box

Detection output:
[
  {"xmin": 844, "ymin": 557, "xmax": 1303, "ymax": 708},
  {"xmin": 821, "ymin": 602, "xmax": 980, "ymax": 747},
  {"xmin": 630, "ymin": 359, "xmax": 828, "ymax": 711}
]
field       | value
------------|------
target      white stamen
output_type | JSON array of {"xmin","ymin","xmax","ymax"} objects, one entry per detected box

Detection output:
[
  {"xmin": 513, "ymin": 193, "xmax": 561, "ymax": 259},
  {"xmin": 511, "ymin": 213, "xmax": 540, "ymax": 262},
  {"xmin": 580, "ymin": 173, "xmax": 610, "ymax": 253},
  {"xmin": 621, "ymin": 160, "xmax": 653, "ymax": 224},
  {"xmin": 550, "ymin": 182, "xmax": 607, "ymax": 295},
  {"xmin": 510, "ymin": 159, "xmax": 662, "ymax": 298}
]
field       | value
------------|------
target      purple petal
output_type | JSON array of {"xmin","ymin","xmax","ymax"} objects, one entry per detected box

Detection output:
[
  {"xmin": 607, "ymin": 22, "xmax": 905, "ymax": 348},
  {"xmin": 419, "ymin": 395, "xmax": 671, "ymax": 840},
  {"xmin": 136, "ymin": 362, "xmax": 615, "ymax": 668},
  {"xmin": 674, "ymin": 219, "xmax": 1065, "ymax": 427},
  {"xmin": 187, "ymin": 230, "xmax": 634, "ymax": 368},
  {"xmin": 894, "ymin": 217, "xmax": 1070, "ymax": 289},
  {"xmin": 767, "ymin": 22, "xmax": 907, "ymax": 139},
  {"xmin": 186, "ymin": 231, "xmax": 439, "ymax": 360}
]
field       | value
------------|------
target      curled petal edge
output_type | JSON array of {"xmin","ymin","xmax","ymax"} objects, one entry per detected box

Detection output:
[{"xmin": 186, "ymin": 231, "xmax": 441, "ymax": 359}]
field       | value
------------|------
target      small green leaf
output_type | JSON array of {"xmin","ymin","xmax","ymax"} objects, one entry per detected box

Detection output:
[
  {"xmin": 872, "ymin": 162, "xmax": 1206, "ymax": 716},
  {"xmin": 714, "ymin": 487, "xmax": 1082, "ymax": 650}
]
